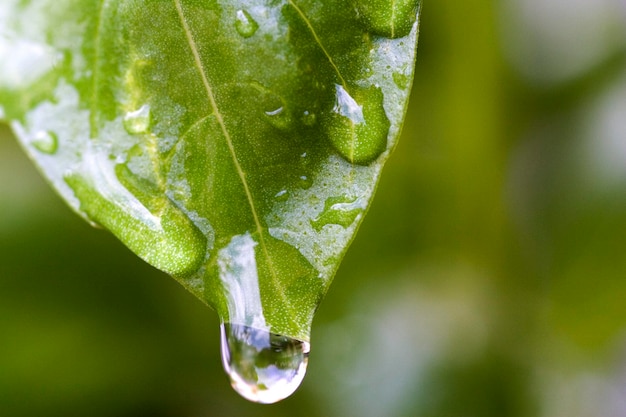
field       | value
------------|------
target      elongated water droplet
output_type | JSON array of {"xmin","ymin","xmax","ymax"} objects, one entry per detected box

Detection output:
[
  {"xmin": 275, "ymin": 189, "xmax": 289, "ymax": 201},
  {"xmin": 220, "ymin": 323, "xmax": 310, "ymax": 404},
  {"xmin": 235, "ymin": 9, "xmax": 259, "ymax": 38},
  {"xmin": 322, "ymin": 85, "xmax": 390, "ymax": 165},
  {"xmin": 311, "ymin": 196, "xmax": 363, "ymax": 232},
  {"xmin": 124, "ymin": 104, "xmax": 151, "ymax": 134},
  {"xmin": 31, "ymin": 130, "xmax": 58, "ymax": 154}
]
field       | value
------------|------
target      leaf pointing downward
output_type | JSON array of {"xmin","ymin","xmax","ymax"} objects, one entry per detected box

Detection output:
[{"xmin": 0, "ymin": 0, "xmax": 421, "ymax": 341}]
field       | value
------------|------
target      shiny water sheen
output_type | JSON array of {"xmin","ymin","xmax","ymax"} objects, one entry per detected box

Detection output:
[{"xmin": 220, "ymin": 323, "xmax": 310, "ymax": 403}]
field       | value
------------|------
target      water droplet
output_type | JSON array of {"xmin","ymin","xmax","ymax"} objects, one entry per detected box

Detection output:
[
  {"xmin": 301, "ymin": 110, "xmax": 317, "ymax": 126},
  {"xmin": 220, "ymin": 323, "xmax": 310, "ymax": 404},
  {"xmin": 298, "ymin": 175, "xmax": 313, "ymax": 189},
  {"xmin": 322, "ymin": 84, "xmax": 390, "ymax": 165},
  {"xmin": 235, "ymin": 9, "xmax": 259, "ymax": 38},
  {"xmin": 275, "ymin": 189, "xmax": 289, "ymax": 201},
  {"xmin": 31, "ymin": 130, "xmax": 58, "ymax": 154},
  {"xmin": 260, "ymin": 90, "xmax": 293, "ymax": 130},
  {"xmin": 311, "ymin": 196, "xmax": 363, "ymax": 232},
  {"xmin": 393, "ymin": 72, "xmax": 409, "ymax": 90},
  {"xmin": 355, "ymin": 0, "xmax": 419, "ymax": 39},
  {"xmin": 124, "ymin": 104, "xmax": 151, "ymax": 134}
]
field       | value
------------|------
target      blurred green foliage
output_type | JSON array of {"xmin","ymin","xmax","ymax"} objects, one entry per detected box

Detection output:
[{"xmin": 2, "ymin": 0, "xmax": 626, "ymax": 416}]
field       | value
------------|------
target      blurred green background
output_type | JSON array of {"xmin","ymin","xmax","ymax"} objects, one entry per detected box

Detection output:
[{"xmin": 2, "ymin": 0, "xmax": 626, "ymax": 416}]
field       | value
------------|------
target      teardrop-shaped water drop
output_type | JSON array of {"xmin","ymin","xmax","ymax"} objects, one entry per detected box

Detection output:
[
  {"xmin": 220, "ymin": 323, "xmax": 310, "ymax": 404},
  {"xmin": 235, "ymin": 9, "xmax": 259, "ymax": 38},
  {"xmin": 124, "ymin": 104, "xmax": 151, "ymax": 134},
  {"xmin": 322, "ymin": 84, "xmax": 390, "ymax": 165},
  {"xmin": 31, "ymin": 130, "xmax": 58, "ymax": 154}
]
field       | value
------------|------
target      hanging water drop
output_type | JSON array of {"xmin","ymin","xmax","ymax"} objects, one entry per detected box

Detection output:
[
  {"xmin": 220, "ymin": 323, "xmax": 310, "ymax": 404},
  {"xmin": 124, "ymin": 104, "xmax": 151, "ymax": 134},
  {"xmin": 31, "ymin": 130, "xmax": 58, "ymax": 154},
  {"xmin": 235, "ymin": 9, "xmax": 259, "ymax": 38}
]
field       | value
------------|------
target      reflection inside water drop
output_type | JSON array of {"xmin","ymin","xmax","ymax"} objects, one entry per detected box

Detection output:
[{"xmin": 220, "ymin": 323, "xmax": 310, "ymax": 404}]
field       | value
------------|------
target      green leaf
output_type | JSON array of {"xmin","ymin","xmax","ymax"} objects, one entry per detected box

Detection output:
[{"xmin": 0, "ymin": 0, "xmax": 420, "ymax": 342}]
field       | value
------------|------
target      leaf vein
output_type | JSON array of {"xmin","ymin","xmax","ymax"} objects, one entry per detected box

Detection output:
[
  {"xmin": 287, "ymin": 0, "xmax": 361, "ymax": 170},
  {"xmin": 173, "ymin": 0, "xmax": 297, "ymax": 328},
  {"xmin": 287, "ymin": 0, "xmax": 347, "ymax": 87},
  {"xmin": 89, "ymin": 0, "xmax": 108, "ymax": 137},
  {"xmin": 173, "ymin": 0, "xmax": 259, "ymax": 234}
]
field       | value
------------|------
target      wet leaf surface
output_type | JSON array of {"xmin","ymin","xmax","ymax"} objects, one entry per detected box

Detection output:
[{"xmin": 0, "ymin": 0, "xmax": 420, "ymax": 341}]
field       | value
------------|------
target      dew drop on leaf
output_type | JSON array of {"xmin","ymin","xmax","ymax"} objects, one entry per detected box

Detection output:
[
  {"xmin": 31, "ymin": 130, "xmax": 58, "ymax": 154},
  {"xmin": 323, "ymin": 84, "xmax": 390, "ymax": 165},
  {"xmin": 258, "ymin": 89, "xmax": 294, "ymax": 130},
  {"xmin": 274, "ymin": 189, "xmax": 289, "ymax": 201},
  {"xmin": 264, "ymin": 105, "xmax": 294, "ymax": 130},
  {"xmin": 123, "ymin": 104, "xmax": 151, "ymax": 134},
  {"xmin": 298, "ymin": 175, "xmax": 312, "ymax": 189},
  {"xmin": 311, "ymin": 196, "xmax": 362, "ymax": 232},
  {"xmin": 301, "ymin": 110, "xmax": 317, "ymax": 126},
  {"xmin": 220, "ymin": 323, "xmax": 310, "ymax": 404},
  {"xmin": 235, "ymin": 9, "xmax": 259, "ymax": 38}
]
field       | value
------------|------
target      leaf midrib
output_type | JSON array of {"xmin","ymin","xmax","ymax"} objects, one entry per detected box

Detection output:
[
  {"xmin": 173, "ymin": 0, "xmax": 296, "ymax": 330},
  {"xmin": 287, "ymin": 0, "xmax": 360, "ymax": 165},
  {"xmin": 286, "ymin": 0, "xmax": 347, "ymax": 87}
]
